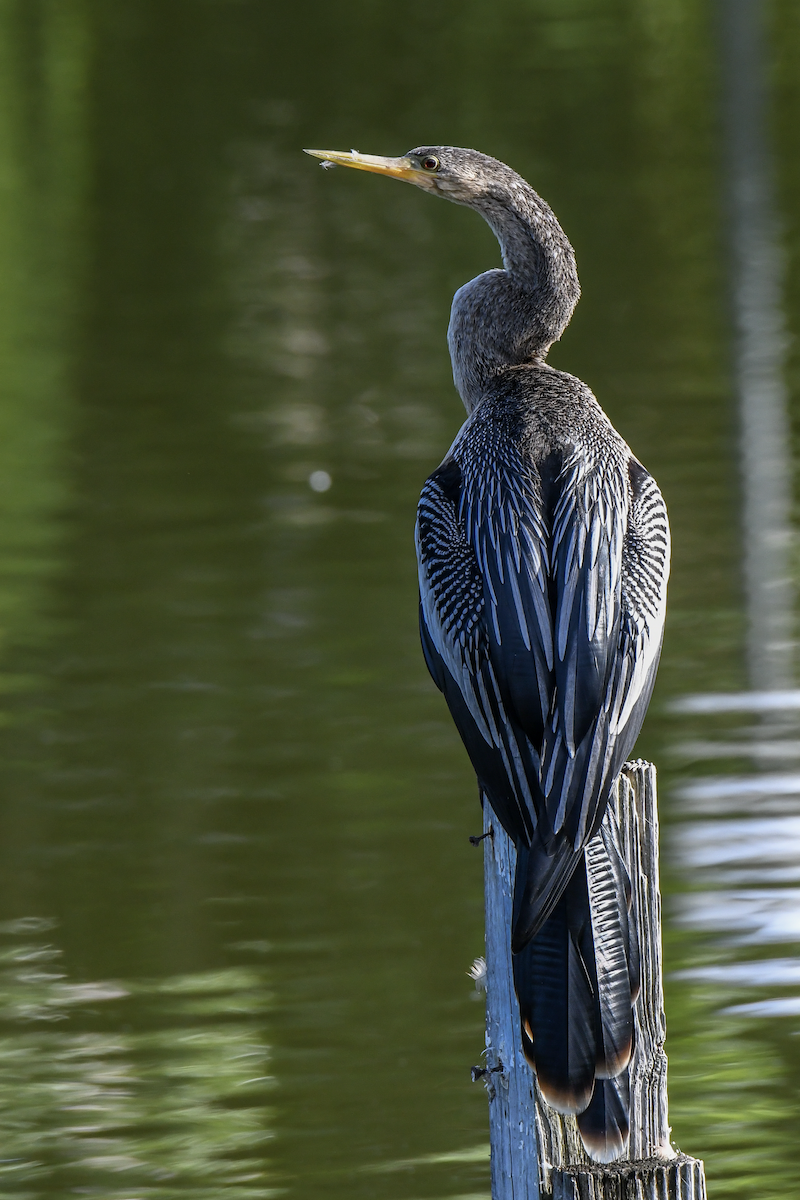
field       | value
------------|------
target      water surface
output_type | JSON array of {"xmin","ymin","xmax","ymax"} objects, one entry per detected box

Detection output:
[{"xmin": 0, "ymin": 1, "xmax": 799, "ymax": 1197}]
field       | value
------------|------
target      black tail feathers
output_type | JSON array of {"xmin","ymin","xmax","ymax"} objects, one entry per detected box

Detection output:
[
  {"xmin": 511, "ymin": 839, "xmax": 579, "ymax": 953},
  {"xmin": 512, "ymin": 834, "xmax": 638, "ymax": 1162},
  {"xmin": 578, "ymin": 1076, "xmax": 630, "ymax": 1163}
]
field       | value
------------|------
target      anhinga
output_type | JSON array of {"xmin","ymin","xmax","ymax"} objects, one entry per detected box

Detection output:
[{"xmin": 305, "ymin": 145, "xmax": 670, "ymax": 1162}]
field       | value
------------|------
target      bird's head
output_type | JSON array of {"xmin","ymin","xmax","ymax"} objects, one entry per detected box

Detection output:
[
  {"xmin": 304, "ymin": 143, "xmax": 580, "ymax": 371},
  {"xmin": 303, "ymin": 145, "xmax": 507, "ymax": 206}
]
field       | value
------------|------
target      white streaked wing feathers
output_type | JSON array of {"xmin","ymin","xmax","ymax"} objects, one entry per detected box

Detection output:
[{"xmin": 417, "ymin": 423, "xmax": 669, "ymax": 858}]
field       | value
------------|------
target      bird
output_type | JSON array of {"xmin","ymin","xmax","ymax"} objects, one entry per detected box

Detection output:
[{"xmin": 304, "ymin": 145, "xmax": 670, "ymax": 1162}]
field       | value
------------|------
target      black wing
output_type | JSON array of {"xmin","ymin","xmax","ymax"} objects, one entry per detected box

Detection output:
[
  {"xmin": 416, "ymin": 434, "xmax": 669, "ymax": 948},
  {"xmin": 416, "ymin": 457, "xmax": 540, "ymax": 847}
]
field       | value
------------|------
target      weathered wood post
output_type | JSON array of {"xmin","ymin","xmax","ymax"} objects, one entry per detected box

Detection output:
[{"xmin": 477, "ymin": 760, "xmax": 707, "ymax": 1200}]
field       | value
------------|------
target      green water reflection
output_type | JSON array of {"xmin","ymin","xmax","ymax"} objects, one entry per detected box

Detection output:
[
  {"xmin": 0, "ymin": 0, "xmax": 798, "ymax": 1197},
  {"xmin": 0, "ymin": 920, "xmax": 274, "ymax": 1196}
]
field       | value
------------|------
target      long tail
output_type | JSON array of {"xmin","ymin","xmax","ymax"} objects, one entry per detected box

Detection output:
[{"xmin": 512, "ymin": 832, "xmax": 639, "ymax": 1163}]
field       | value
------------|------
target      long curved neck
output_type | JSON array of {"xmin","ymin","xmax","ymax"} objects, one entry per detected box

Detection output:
[{"xmin": 447, "ymin": 177, "xmax": 580, "ymax": 412}]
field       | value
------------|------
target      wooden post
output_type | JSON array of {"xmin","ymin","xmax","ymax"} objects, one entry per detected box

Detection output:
[{"xmin": 478, "ymin": 760, "xmax": 707, "ymax": 1200}]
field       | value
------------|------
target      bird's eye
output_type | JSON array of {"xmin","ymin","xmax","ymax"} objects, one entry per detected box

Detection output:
[{"xmin": 421, "ymin": 155, "xmax": 440, "ymax": 172}]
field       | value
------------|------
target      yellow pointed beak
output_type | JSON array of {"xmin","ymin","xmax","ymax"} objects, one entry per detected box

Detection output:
[{"xmin": 304, "ymin": 148, "xmax": 427, "ymax": 183}]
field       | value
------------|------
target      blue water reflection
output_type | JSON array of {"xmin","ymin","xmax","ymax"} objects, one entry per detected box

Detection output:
[
  {"xmin": 672, "ymin": 700, "xmax": 800, "ymax": 957},
  {"xmin": 665, "ymin": 692, "xmax": 800, "ymax": 1194}
]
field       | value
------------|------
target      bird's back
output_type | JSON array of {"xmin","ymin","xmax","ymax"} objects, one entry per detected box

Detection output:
[
  {"xmin": 418, "ymin": 360, "xmax": 667, "ymax": 845},
  {"xmin": 416, "ymin": 362, "xmax": 669, "ymax": 1158}
]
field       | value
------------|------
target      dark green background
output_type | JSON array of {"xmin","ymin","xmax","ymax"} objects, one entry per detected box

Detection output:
[{"xmin": 0, "ymin": 0, "xmax": 798, "ymax": 1196}]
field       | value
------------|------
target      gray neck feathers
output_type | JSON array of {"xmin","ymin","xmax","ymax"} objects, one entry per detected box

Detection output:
[{"xmin": 447, "ymin": 177, "xmax": 580, "ymax": 413}]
